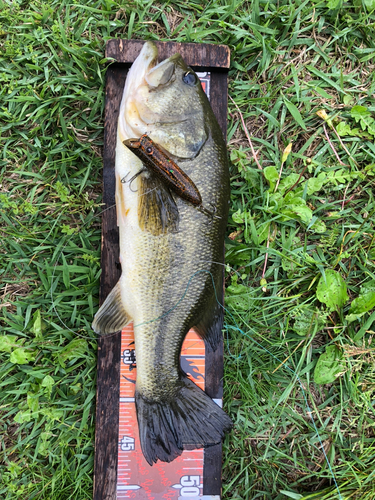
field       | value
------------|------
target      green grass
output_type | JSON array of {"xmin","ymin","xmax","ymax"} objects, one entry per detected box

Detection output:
[{"xmin": 1, "ymin": 0, "xmax": 375, "ymax": 499}]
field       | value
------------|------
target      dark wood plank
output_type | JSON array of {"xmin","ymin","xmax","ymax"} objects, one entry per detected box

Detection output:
[
  {"xmin": 100, "ymin": 65, "xmax": 126, "ymax": 301},
  {"xmin": 94, "ymin": 65, "xmax": 126, "ymax": 500},
  {"xmin": 203, "ymin": 85, "xmax": 228, "ymax": 492},
  {"xmin": 95, "ymin": 40, "xmax": 229, "ymax": 499},
  {"xmin": 94, "ymin": 333, "xmax": 122, "ymax": 500},
  {"xmin": 106, "ymin": 39, "xmax": 230, "ymax": 68},
  {"xmin": 210, "ymin": 70, "xmax": 229, "ymax": 141}
]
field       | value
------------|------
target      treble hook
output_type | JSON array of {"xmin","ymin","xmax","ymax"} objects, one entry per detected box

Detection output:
[
  {"xmin": 198, "ymin": 203, "xmax": 221, "ymax": 220},
  {"xmin": 121, "ymin": 168, "xmax": 147, "ymax": 193},
  {"xmin": 121, "ymin": 171, "xmax": 130, "ymax": 183}
]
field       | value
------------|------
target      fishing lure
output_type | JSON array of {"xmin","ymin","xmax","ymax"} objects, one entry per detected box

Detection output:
[{"xmin": 123, "ymin": 134, "xmax": 218, "ymax": 218}]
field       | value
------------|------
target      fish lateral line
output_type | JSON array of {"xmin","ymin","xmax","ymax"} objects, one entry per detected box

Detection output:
[{"xmin": 123, "ymin": 134, "xmax": 220, "ymax": 218}]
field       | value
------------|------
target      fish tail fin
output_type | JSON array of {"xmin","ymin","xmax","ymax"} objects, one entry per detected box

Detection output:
[{"xmin": 135, "ymin": 376, "xmax": 232, "ymax": 465}]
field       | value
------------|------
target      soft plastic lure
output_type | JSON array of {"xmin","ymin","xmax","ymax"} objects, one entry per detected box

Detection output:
[{"xmin": 123, "ymin": 134, "xmax": 202, "ymax": 206}]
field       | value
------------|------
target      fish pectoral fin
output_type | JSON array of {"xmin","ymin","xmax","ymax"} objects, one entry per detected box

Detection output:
[
  {"xmin": 138, "ymin": 174, "xmax": 179, "ymax": 236},
  {"xmin": 193, "ymin": 280, "xmax": 224, "ymax": 352},
  {"xmin": 92, "ymin": 280, "xmax": 130, "ymax": 335}
]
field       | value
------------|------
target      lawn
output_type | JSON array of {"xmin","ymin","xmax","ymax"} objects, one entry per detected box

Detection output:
[{"xmin": 1, "ymin": 0, "xmax": 375, "ymax": 499}]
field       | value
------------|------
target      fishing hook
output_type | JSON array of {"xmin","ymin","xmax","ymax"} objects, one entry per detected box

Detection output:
[
  {"xmin": 121, "ymin": 168, "xmax": 147, "ymax": 193},
  {"xmin": 120, "ymin": 171, "xmax": 130, "ymax": 183},
  {"xmin": 198, "ymin": 203, "xmax": 221, "ymax": 220}
]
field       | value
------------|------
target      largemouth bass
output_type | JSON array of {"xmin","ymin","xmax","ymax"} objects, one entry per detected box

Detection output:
[{"xmin": 92, "ymin": 41, "xmax": 232, "ymax": 465}]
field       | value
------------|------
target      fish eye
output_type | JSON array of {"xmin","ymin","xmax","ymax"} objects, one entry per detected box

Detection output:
[
  {"xmin": 146, "ymin": 147, "xmax": 153, "ymax": 154},
  {"xmin": 182, "ymin": 71, "xmax": 197, "ymax": 86}
]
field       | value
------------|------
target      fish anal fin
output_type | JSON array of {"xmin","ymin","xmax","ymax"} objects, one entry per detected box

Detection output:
[
  {"xmin": 194, "ymin": 273, "xmax": 224, "ymax": 351},
  {"xmin": 92, "ymin": 280, "xmax": 130, "ymax": 335},
  {"xmin": 138, "ymin": 173, "xmax": 179, "ymax": 236}
]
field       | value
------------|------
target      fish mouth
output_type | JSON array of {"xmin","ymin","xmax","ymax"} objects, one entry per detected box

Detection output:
[
  {"xmin": 128, "ymin": 42, "xmax": 159, "ymax": 88},
  {"xmin": 119, "ymin": 42, "xmax": 204, "ymax": 160},
  {"xmin": 145, "ymin": 55, "xmax": 176, "ymax": 88},
  {"xmin": 118, "ymin": 42, "xmax": 159, "ymax": 141},
  {"xmin": 118, "ymin": 42, "xmax": 180, "ymax": 141}
]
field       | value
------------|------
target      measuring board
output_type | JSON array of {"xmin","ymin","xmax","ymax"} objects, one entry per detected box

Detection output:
[{"xmin": 94, "ymin": 40, "xmax": 230, "ymax": 500}]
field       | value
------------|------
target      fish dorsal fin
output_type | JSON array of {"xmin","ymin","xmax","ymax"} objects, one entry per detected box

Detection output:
[
  {"xmin": 138, "ymin": 173, "xmax": 179, "ymax": 236},
  {"xmin": 92, "ymin": 281, "xmax": 130, "ymax": 335}
]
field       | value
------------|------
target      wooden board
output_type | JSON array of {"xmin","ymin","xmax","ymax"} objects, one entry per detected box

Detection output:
[{"xmin": 94, "ymin": 40, "xmax": 230, "ymax": 500}]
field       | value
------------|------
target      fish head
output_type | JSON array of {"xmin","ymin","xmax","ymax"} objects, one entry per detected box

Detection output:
[{"xmin": 119, "ymin": 42, "xmax": 207, "ymax": 159}]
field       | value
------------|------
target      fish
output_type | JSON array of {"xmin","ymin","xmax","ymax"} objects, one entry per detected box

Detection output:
[{"xmin": 92, "ymin": 41, "xmax": 232, "ymax": 465}]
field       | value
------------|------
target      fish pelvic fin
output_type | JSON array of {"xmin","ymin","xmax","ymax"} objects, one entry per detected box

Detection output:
[
  {"xmin": 135, "ymin": 376, "xmax": 232, "ymax": 466},
  {"xmin": 92, "ymin": 280, "xmax": 130, "ymax": 335},
  {"xmin": 138, "ymin": 173, "xmax": 179, "ymax": 236}
]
